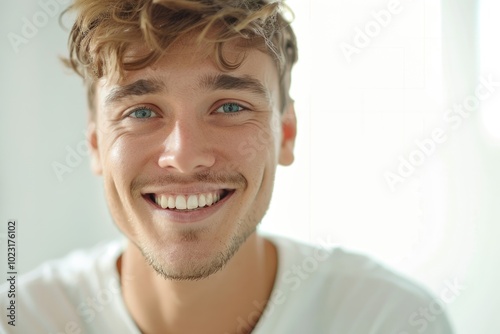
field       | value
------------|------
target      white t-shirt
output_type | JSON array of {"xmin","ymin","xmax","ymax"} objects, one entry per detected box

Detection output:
[{"xmin": 0, "ymin": 234, "xmax": 454, "ymax": 334}]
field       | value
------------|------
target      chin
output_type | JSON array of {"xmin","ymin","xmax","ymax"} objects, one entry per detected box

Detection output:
[{"xmin": 137, "ymin": 220, "xmax": 257, "ymax": 281}]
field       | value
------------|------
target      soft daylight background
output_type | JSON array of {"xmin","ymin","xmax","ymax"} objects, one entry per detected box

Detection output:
[{"xmin": 1, "ymin": 0, "xmax": 499, "ymax": 332}]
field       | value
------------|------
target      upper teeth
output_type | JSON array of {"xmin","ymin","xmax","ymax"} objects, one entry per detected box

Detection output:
[{"xmin": 154, "ymin": 193, "xmax": 222, "ymax": 210}]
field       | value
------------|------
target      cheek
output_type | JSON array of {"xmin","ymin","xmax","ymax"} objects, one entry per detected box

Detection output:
[
  {"xmin": 228, "ymin": 124, "xmax": 280, "ymax": 194},
  {"xmin": 99, "ymin": 134, "xmax": 159, "ymax": 231},
  {"xmin": 100, "ymin": 131, "xmax": 157, "ymax": 188},
  {"xmin": 228, "ymin": 121, "xmax": 280, "ymax": 167}
]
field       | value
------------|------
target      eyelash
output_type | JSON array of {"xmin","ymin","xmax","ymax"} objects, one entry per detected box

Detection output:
[
  {"xmin": 127, "ymin": 106, "xmax": 158, "ymax": 119},
  {"xmin": 125, "ymin": 101, "xmax": 249, "ymax": 119},
  {"xmin": 214, "ymin": 102, "xmax": 248, "ymax": 115}
]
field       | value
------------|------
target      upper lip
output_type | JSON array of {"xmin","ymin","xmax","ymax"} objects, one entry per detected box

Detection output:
[{"xmin": 141, "ymin": 185, "xmax": 235, "ymax": 196}]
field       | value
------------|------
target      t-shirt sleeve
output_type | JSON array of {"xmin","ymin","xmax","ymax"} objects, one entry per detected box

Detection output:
[{"xmin": 320, "ymin": 255, "xmax": 456, "ymax": 334}]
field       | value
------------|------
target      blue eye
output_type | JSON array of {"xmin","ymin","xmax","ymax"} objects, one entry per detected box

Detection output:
[
  {"xmin": 129, "ymin": 108, "xmax": 157, "ymax": 119},
  {"xmin": 216, "ymin": 103, "xmax": 245, "ymax": 113}
]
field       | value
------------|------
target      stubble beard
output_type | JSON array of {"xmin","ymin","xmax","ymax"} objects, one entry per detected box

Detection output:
[
  {"xmin": 128, "ymin": 171, "xmax": 259, "ymax": 281},
  {"xmin": 140, "ymin": 215, "xmax": 259, "ymax": 281},
  {"xmin": 129, "ymin": 170, "xmax": 272, "ymax": 281}
]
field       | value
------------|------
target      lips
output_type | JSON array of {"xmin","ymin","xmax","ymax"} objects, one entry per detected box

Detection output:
[{"xmin": 148, "ymin": 190, "xmax": 231, "ymax": 210}]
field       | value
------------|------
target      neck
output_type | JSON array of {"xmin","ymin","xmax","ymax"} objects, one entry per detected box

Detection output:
[{"xmin": 118, "ymin": 232, "xmax": 277, "ymax": 334}]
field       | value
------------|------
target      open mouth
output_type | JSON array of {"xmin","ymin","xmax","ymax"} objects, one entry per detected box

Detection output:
[{"xmin": 146, "ymin": 189, "xmax": 233, "ymax": 211}]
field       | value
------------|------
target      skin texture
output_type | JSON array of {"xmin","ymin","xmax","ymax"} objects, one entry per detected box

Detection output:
[{"xmin": 88, "ymin": 38, "xmax": 296, "ymax": 333}]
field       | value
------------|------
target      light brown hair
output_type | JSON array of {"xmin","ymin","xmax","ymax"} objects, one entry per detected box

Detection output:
[{"xmin": 63, "ymin": 0, "xmax": 298, "ymax": 113}]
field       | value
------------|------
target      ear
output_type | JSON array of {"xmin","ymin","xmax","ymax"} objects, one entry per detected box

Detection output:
[
  {"xmin": 87, "ymin": 121, "xmax": 103, "ymax": 175},
  {"xmin": 278, "ymin": 103, "xmax": 297, "ymax": 166}
]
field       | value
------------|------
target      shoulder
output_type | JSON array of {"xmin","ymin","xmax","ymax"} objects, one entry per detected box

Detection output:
[
  {"xmin": 0, "ymin": 239, "xmax": 125, "ymax": 332},
  {"xmin": 3, "ymin": 238, "xmax": 124, "ymax": 293},
  {"xmin": 262, "ymin": 234, "xmax": 455, "ymax": 334}
]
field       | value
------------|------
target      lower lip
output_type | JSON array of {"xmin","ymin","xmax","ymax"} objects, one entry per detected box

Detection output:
[{"xmin": 144, "ymin": 192, "xmax": 234, "ymax": 223}]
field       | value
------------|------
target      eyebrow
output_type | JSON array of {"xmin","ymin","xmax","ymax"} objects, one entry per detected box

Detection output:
[
  {"xmin": 104, "ymin": 78, "xmax": 166, "ymax": 106},
  {"xmin": 104, "ymin": 74, "xmax": 269, "ymax": 106},
  {"xmin": 199, "ymin": 74, "xmax": 270, "ymax": 100}
]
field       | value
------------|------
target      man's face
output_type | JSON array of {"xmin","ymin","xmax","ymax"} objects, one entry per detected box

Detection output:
[{"xmin": 88, "ymin": 39, "xmax": 296, "ymax": 280}]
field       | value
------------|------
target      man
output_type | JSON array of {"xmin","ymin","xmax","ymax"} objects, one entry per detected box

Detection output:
[{"xmin": 1, "ymin": 0, "xmax": 454, "ymax": 333}]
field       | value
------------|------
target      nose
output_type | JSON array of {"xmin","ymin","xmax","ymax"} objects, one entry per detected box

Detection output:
[{"xmin": 158, "ymin": 119, "xmax": 216, "ymax": 173}]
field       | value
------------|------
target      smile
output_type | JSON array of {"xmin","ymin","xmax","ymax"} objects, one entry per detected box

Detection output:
[{"xmin": 148, "ymin": 190, "xmax": 233, "ymax": 211}]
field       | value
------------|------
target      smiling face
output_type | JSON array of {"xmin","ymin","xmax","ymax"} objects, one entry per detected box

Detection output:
[{"xmin": 88, "ymin": 39, "xmax": 296, "ymax": 280}]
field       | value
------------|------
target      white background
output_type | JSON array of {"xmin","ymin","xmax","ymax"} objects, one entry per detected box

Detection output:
[{"xmin": 1, "ymin": 0, "xmax": 499, "ymax": 333}]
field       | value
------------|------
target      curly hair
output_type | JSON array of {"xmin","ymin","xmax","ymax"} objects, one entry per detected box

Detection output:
[{"xmin": 62, "ymin": 0, "xmax": 298, "ymax": 113}]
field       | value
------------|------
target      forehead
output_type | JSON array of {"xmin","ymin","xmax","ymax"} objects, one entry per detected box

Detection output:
[{"xmin": 96, "ymin": 37, "xmax": 280, "ymax": 104}]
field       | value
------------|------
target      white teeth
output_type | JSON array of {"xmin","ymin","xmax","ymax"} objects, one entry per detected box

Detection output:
[
  {"xmin": 206, "ymin": 193, "xmax": 214, "ymax": 206},
  {"xmin": 168, "ymin": 196, "xmax": 175, "ymax": 209},
  {"xmin": 187, "ymin": 195, "xmax": 198, "ymax": 209},
  {"xmin": 175, "ymin": 195, "xmax": 187, "ymax": 210},
  {"xmin": 154, "ymin": 191, "xmax": 225, "ymax": 210},
  {"xmin": 199, "ymin": 194, "xmax": 206, "ymax": 207},
  {"xmin": 160, "ymin": 195, "xmax": 168, "ymax": 209}
]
